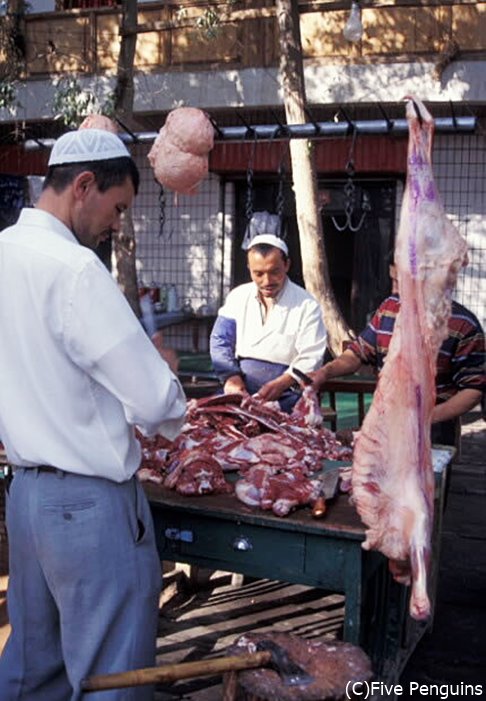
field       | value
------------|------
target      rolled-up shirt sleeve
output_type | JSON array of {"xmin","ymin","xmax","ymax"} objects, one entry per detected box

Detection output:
[
  {"xmin": 210, "ymin": 315, "xmax": 242, "ymax": 382},
  {"xmin": 91, "ymin": 331, "xmax": 187, "ymax": 440},
  {"xmin": 287, "ymin": 300, "xmax": 327, "ymax": 377}
]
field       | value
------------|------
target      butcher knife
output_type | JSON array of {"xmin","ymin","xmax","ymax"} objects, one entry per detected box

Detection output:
[
  {"xmin": 292, "ymin": 367, "xmax": 314, "ymax": 386},
  {"xmin": 312, "ymin": 468, "xmax": 340, "ymax": 518}
]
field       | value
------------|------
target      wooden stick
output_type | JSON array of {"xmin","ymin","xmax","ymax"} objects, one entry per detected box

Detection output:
[
  {"xmin": 222, "ymin": 670, "xmax": 239, "ymax": 701},
  {"xmin": 82, "ymin": 651, "xmax": 272, "ymax": 692}
]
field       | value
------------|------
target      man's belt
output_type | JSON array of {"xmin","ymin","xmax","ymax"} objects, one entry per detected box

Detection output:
[{"xmin": 3, "ymin": 464, "xmax": 66, "ymax": 492}]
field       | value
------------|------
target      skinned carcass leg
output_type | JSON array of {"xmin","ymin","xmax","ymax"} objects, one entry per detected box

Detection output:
[{"xmin": 351, "ymin": 98, "xmax": 468, "ymax": 620}]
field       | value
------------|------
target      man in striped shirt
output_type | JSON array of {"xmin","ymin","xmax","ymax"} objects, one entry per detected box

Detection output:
[{"xmin": 311, "ymin": 267, "xmax": 485, "ymax": 447}]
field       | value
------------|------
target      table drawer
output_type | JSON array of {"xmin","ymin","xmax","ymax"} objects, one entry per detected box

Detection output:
[
  {"xmin": 303, "ymin": 535, "xmax": 357, "ymax": 591},
  {"xmin": 152, "ymin": 508, "xmax": 306, "ymax": 581}
]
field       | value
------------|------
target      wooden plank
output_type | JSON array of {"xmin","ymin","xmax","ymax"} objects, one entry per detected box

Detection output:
[
  {"xmin": 25, "ymin": 15, "xmax": 91, "ymax": 74},
  {"xmin": 135, "ymin": 8, "xmax": 171, "ymax": 68},
  {"xmin": 96, "ymin": 12, "xmax": 122, "ymax": 69},
  {"xmin": 452, "ymin": 2, "xmax": 486, "ymax": 50},
  {"xmin": 363, "ymin": 6, "xmax": 447, "ymax": 55}
]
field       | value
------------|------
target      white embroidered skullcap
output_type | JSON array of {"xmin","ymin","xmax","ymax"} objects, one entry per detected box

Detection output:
[
  {"xmin": 247, "ymin": 233, "xmax": 289, "ymax": 256},
  {"xmin": 48, "ymin": 128, "xmax": 131, "ymax": 166}
]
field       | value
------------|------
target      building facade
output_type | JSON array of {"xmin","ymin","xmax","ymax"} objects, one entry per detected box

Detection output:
[{"xmin": 1, "ymin": 0, "xmax": 485, "ymax": 349}]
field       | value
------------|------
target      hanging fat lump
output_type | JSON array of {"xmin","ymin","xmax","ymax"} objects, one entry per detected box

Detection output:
[
  {"xmin": 148, "ymin": 107, "xmax": 215, "ymax": 195},
  {"xmin": 79, "ymin": 115, "xmax": 119, "ymax": 134}
]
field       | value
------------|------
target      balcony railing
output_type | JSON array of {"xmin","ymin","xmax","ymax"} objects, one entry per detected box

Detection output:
[{"xmin": 4, "ymin": 0, "xmax": 485, "ymax": 78}]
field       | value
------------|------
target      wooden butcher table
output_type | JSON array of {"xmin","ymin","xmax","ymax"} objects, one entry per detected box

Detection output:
[{"xmin": 145, "ymin": 449, "xmax": 452, "ymax": 681}]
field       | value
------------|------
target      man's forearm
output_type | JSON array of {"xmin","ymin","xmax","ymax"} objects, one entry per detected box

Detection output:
[
  {"xmin": 325, "ymin": 350, "xmax": 362, "ymax": 379},
  {"xmin": 310, "ymin": 349, "xmax": 362, "ymax": 391},
  {"xmin": 432, "ymin": 388, "xmax": 482, "ymax": 424}
]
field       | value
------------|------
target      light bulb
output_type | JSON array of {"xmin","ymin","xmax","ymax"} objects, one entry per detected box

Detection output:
[{"xmin": 343, "ymin": 1, "xmax": 363, "ymax": 43}]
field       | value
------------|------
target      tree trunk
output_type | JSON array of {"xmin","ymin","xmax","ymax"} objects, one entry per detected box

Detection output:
[
  {"xmin": 275, "ymin": 0, "xmax": 351, "ymax": 356},
  {"xmin": 113, "ymin": 0, "xmax": 141, "ymax": 319},
  {"xmin": 115, "ymin": 212, "xmax": 141, "ymax": 317}
]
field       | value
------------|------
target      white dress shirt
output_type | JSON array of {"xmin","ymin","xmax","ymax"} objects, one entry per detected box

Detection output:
[
  {"xmin": 217, "ymin": 278, "xmax": 327, "ymax": 377},
  {"xmin": 0, "ymin": 208, "xmax": 186, "ymax": 482}
]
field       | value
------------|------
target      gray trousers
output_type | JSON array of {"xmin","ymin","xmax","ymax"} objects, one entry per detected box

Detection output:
[{"xmin": 0, "ymin": 468, "xmax": 162, "ymax": 701}]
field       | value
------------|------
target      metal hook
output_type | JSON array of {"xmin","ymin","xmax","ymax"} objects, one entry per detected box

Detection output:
[
  {"xmin": 337, "ymin": 106, "xmax": 355, "ymax": 136},
  {"xmin": 449, "ymin": 100, "xmax": 458, "ymax": 130},
  {"xmin": 276, "ymin": 159, "xmax": 286, "ymax": 228},
  {"xmin": 410, "ymin": 99, "xmax": 424, "ymax": 126},
  {"xmin": 304, "ymin": 107, "xmax": 320, "ymax": 136},
  {"xmin": 245, "ymin": 136, "xmax": 257, "ymax": 223},
  {"xmin": 331, "ymin": 135, "xmax": 370, "ymax": 234},
  {"xmin": 237, "ymin": 112, "xmax": 256, "ymax": 140},
  {"xmin": 269, "ymin": 110, "xmax": 289, "ymax": 139},
  {"xmin": 157, "ymin": 183, "xmax": 166, "ymax": 238},
  {"xmin": 115, "ymin": 118, "xmax": 139, "ymax": 144},
  {"xmin": 208, "ymin": 115, "xmax": 224, "ymax": 138},
  {"xmin": 378, "ymin": 104, "xmax": 394, "ymax": 132}
]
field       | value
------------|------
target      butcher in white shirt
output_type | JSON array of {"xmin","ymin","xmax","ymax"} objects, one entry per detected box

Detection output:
[
  {"xmin": 0, "ymin": 128, "xmax": 186, "ymax": 701},
  {"xmin": 210, "ymin": 233, "xmax": 327, "ymax": 412}
]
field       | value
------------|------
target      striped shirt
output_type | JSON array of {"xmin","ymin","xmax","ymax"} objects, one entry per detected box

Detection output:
[{"xmin": 348, "ymin": 295, "xmax": 485, "ymax": 402}]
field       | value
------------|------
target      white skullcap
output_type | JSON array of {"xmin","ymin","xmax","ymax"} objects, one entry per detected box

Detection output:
[
  {"xmin": 48, "ymin": 128, "xmax": 131, "ymax": 166},
  {"xmin": 247, "ymin": 233, "xmax": 289, "ymax": 256}
]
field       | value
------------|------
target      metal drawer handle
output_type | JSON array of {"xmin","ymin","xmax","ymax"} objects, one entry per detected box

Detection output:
[
  {"xmin": 232, "ymin": 535, "xmax": 253, "ymax": 552},
  {"xmin": 164, "ymin": 528, "xmax": 194, "ymax": 543}
]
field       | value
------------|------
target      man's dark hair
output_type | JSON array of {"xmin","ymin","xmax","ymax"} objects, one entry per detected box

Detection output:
[
  {"xmin": 43, "ymin": 157, "xmax": 140, "ymax": 196},
  {"xmin": 248, "ymin": 243, "xmax": 289, "ymax": 263}
]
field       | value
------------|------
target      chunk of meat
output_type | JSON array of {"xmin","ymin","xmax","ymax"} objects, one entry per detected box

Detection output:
[
  {"xmin": 351, "ymin": 98, "xmax": 468, "ymax": 620},
  {"xmin": 164, "ymin": 448, "xmax": 232, "ymax": 496},
  {"xmin": 236, "ymin": 466, "xmax": 321, "ymax": 517},
  {"xmin": 148, "ymin": 107, "xmax": 215, "ymax": 195},
  {"xmin": 79, "ymin": 115, "xmax": 119, "ymax": 133},
  {"xmin": 290, "ymin": 386, "xmax": 323, "ymax": 428},
  {"xmin": 156, "ymin": 391, "xmax": 352, "ymax": 506},
  {"xmin": 163, "ymin": 107, "xmax": 215, "ymax": 156}
]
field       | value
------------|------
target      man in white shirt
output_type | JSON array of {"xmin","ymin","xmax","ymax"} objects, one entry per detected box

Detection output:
[
  {"xmin": 210, "ymin": 233, "xmax": 327, "ymax": 412},
  {"xmin": 0, "ymin": 128, "xmax": 186, "ymax": 700}
]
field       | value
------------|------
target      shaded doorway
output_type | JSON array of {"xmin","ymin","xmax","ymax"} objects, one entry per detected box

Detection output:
[{"xmin": 319, "ymin": 178, "xmax": 399, "ymax": 331}]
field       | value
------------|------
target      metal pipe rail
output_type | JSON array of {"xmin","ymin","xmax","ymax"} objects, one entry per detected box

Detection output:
[{"xmin": 24, "ymin": 116, "xmax": 476, "ymax": 152}]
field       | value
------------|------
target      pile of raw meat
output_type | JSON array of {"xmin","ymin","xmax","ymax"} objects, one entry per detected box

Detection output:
[{"xmin": 137, "ymin": 388, "xmax": 352, "ymax": 517}]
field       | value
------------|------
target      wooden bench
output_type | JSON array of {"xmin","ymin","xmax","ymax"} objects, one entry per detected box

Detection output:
[{"xmin": 322, "ymin": 374, "xmax": 377, "ymax": 428}]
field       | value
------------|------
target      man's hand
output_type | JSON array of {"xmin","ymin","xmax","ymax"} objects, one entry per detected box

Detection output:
[
  {"xmin": 308, "ymin": 366, "xmax": 330, "ymax": 392},
  {"xmin": 256, "ymin": 374, "xmax": 294, "ymax": 403},
  {"xmin": 224, "ymin": 375, "xmax": 249, "ymax": 396},
  {"xmin": 151, "ymin": 331, "xmax": 179, "ymax": 374}
]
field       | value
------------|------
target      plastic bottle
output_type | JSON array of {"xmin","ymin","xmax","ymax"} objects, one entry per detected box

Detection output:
[
  {"xmin": 158, "ymin": 284, "xmax": 168, "ymax": 312},
  {"xmin": 167, "ymin": 285, "xmax": 179, "ymax": 312}
]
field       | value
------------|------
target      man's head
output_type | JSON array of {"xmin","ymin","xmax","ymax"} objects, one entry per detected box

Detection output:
[
  {"xmin": 247, "ymin": 234, "xmax": 290, "ymax": 300},
  {"xmin": 41, "ymin": 129, "xmax": 139, "ymax": 250}
]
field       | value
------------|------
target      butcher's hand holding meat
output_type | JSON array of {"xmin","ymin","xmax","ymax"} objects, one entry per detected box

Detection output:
[{"xmin": 351, "ymin": 97, "xmax": 468, "ymax": 620}]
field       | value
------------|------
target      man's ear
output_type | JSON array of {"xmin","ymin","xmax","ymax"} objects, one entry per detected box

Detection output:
[{"xmin": 72, "ymin": 171, "xmax": 96, "ymax": 200}]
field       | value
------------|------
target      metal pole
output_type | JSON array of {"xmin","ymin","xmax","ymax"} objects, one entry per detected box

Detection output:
[{"xmin": 24, "ymin": 116, "xmax": 477, "ymax": 152}]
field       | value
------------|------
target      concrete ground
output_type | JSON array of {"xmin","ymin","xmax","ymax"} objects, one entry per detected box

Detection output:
[
  {"xmin": 0, "ymin": 408, "xmax": 485, "ymax": 698},
  {"xmin": 399, "ymin": 408, "xmax": 486, "ymax": 691}
]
